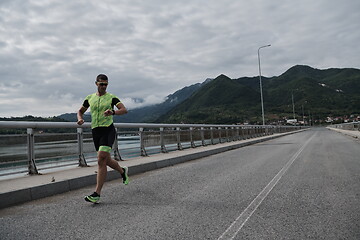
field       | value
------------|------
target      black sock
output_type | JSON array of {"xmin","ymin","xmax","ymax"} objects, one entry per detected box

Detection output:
[{"xmin": 91, "ymin": 192, "xmax": 99, "ymax": 197}]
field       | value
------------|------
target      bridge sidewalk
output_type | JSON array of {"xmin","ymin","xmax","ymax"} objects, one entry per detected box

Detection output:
[
  {"xmin": 0, "ymin": 130, "xmax": 306, "ymax": 209},
  {"xmin": 326, "ymin": 126, "xmax": 360, "ymax": 139}
]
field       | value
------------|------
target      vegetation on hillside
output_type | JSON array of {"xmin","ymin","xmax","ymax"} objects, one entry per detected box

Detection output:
[{"xmin": 158, "ymin": 65, "xmax": 360, "ymax": 124}]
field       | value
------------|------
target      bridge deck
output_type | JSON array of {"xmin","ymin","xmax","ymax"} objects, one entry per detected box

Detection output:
[{"xmin": 1, "ymin": 128, "xmax": 359, "ymax": 239}]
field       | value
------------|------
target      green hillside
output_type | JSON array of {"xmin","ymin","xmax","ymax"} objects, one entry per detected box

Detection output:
[
  {"xmin": 157, "ymin": 74, "xmax": 260, "ymax": 124},
  {"xmin": 264, "ymin": 66, "xmax": 360, "ymax": 117},
  {"xmin": 158, "ymin": 65, "xmax": 360, "ymax": 124}
]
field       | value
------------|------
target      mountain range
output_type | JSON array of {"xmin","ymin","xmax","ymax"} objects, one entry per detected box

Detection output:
[{"xmin": 58, "ymin": 65, "xmax": 360, "ymax": 124}]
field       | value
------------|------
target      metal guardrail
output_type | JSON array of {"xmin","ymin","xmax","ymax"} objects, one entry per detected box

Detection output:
[
  {"xmin": 329, "ymin": 122, "xmax": 359, "ymax": 131},
  {"xmin": 0, "ymin": 121, "xmax": 303, "ymax": 175}
]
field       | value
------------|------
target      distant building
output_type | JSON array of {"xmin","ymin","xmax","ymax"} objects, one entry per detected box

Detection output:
[
  {"xmin": 286, "ymin": 119, "xmax": 297, "ymax": 124},
  {"xmin": 326, "ymin": 117, "xmax": 333, "ymax": 123}
]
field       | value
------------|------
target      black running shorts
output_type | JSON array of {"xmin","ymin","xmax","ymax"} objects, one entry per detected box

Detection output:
[{"xmin": 91, "ymin": 124, "xmax": 116, "ymax": 152}]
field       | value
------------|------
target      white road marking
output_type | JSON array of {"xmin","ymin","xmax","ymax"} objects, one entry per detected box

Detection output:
[{"xmin": 217, "ymin": 133, "xmax": 316, "ymax": 240}]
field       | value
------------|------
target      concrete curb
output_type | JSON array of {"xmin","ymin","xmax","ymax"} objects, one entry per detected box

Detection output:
[
  {"xmin": 326, "ymin": 127, "xmax": 360, "ymax": 139},
  {"xmin": 0, "ymin": 130, "xmax": 305, "ymax": 209}
]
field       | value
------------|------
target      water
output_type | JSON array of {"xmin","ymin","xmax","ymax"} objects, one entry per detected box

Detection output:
[
  {"xmin": 0, "ymin": 132, "xmax": 217, "ymax": 179},
  {"xmin": 0, "ymin": 136, "xmax": 144, "ymax": 177}
]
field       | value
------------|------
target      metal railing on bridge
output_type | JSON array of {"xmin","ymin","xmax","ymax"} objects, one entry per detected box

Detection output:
[
  {"xmin": 0, "ymin": 121, "xmax": 303, "ymax": 176},
  {"xmin": 329, "ymin": 121, "xmax": 359, "ymax": 131}
]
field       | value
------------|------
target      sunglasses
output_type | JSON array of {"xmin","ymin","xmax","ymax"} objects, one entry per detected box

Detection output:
[{"xmin": 96, "ymin": 82, "xmax": 108, "ymax": 86}]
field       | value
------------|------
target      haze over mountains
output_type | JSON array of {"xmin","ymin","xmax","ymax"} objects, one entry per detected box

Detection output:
[{"xmin": 57, "ymin": 65, "xmax": 360, "ymax": 124}]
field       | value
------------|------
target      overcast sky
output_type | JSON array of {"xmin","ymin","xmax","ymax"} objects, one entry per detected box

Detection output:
[{"xmin": 0, "ymin": 0, "xmax": 359, "ymax": 118}]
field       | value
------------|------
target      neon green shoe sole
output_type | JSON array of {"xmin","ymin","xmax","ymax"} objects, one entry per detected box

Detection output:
[{"xmin": 84, "ymin": 195, "xmax": 100, "ymax": 203}]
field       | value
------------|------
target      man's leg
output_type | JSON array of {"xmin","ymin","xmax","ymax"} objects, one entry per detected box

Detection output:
[
  {"xmin": 107, "ymin": 158, "xmax": 129, "ymax": 185},
  {"xmin": 106, "ymin": 158, "xmax": 124, "ymax": 174},
  {"xmin": 95, "ymin": 151, "xmax": 110, "ymax": 195}
]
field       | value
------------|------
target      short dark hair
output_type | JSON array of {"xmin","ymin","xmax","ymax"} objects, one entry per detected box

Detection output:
[{"xmin": 96, "ymin": 74, "xmax": 108, "ymax": 82}]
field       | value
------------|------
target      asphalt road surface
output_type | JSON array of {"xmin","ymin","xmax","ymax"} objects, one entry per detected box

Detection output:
[{"xmin": 1, "ymin": 127, "xmax": 359, "ymax": 239}]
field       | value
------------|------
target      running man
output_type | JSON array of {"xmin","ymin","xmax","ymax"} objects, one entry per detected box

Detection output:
[{"xmin": 77, "ymin": 74, "xmax": 129, "ymax": 203}]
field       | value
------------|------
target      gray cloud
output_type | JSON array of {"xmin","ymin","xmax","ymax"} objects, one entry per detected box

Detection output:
[{"xmin": 0, "ymin": 0, "xmax": 359, "ymax": 117}]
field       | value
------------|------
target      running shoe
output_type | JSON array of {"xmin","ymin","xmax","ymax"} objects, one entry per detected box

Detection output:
[
  {"xmin": 121, "ymin": 166, "xmax": 129, "ymax": 185},
  {"xmin": 84, "ymin": 192, "xmax": 100, "ymax": 203}
]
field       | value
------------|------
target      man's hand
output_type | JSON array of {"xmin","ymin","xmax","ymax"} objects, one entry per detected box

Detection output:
[
  {"xmin": 104, "ymin": 109, "xmax": 114, "ymax": 117},
  {"xmin": 77, "ymin": 119, "xmax": 84, "ymax": 125},
  {"xmin": 77, "ymin": 106, "xmax": 87, "ymax": 125}
]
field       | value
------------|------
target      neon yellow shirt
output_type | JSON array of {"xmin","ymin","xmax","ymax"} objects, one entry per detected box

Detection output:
[{"xmin": 82, "ymin": 93, "xmax": 121, "ymax": 129}]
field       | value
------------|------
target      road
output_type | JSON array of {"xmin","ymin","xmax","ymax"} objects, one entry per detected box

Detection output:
[{"xmin": 0, "ymin": 128, "xmax": 359, "ymax": 239}]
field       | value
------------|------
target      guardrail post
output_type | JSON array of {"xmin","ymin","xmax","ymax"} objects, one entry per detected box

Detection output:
[
  {"xmin": 160, "ymin": 127, "xmax": 167, "ymax": 153},
  {"xmin": 229, "ymin": 127, "xmax": 232, "ymax": 141},
  {"xmin": 210, "ymin": 127, "xmax": 214, "ymax": 144},
  {"xmin": 225, "ymin": 127, "xmax": 230, "ymax": 142},
  {"xmin": 190, "ymin": 127, "xmax": 196, "ymax": 148},
  {"xmin": 77, "ymin": 128, "xmax": 88, "ymax": 167},
  {"xmin": 218, "ymin": 127, "xmax": 222, "ymax": 143},
  {"xmin": 139, "ymin": 128, "xmax": 148, "ymax": 156},
  {"xmin": 27, "ymin": 128, "xmax": 39, "ymax": 175},
  {"xmin": 201, "ymin": 127, "xmax": 205, "ymax": 146},
  {"xmin": 176, "ymin": 127, "xmax": 183, "ymax": 150},
  {"xmin": 113, "ymin": 128, "xmax": 122, "ymax": 161}
]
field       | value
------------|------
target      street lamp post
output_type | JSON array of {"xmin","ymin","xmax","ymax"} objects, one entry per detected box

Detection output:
[
  {"xmin": 258, "ymin": 44, "xmax": 271, "ymax": 125},
  {"xmin": 292, "ymin": 91, "xmax": 295, "ymax": 120},
  {"xmin": 302, "ymin": 104, "xmax": 305, "ymax": 125}
]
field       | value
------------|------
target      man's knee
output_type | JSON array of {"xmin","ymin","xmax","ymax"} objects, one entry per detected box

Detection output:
[{"xmin": 97, "ymin": 151, "xmax": 110, "ymax": 165}]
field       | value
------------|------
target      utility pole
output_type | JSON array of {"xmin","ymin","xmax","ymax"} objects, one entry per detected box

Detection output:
[
  {"xmin": 302, "ymin": 104, "xmax": 305, "ymax": 126},
  {"xmin": 257, "ymin": 44, "xmax": 271, "ymax": 125},
  {"xmin": 292, "ymin": 92, "xmax": 295, "ymax": 120}
]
